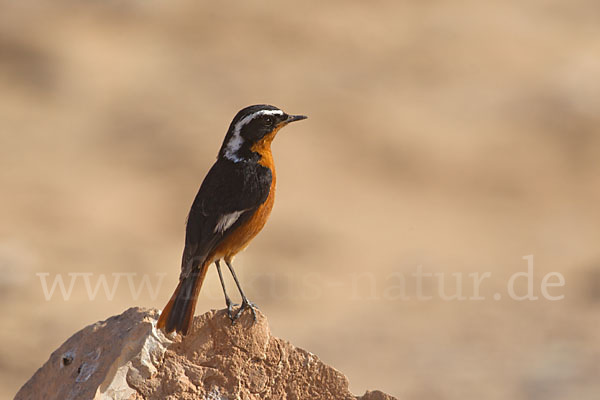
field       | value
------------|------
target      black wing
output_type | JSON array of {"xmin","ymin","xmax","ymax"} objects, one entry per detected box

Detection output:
[{"xmin": 180, "ymin": 158, "xmax": 272, "ymax": 277}]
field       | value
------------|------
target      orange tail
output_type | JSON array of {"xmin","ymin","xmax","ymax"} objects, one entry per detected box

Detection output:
[{"xmin": 157, "ymin": 263, "xmax": 209, "ymax": 335}]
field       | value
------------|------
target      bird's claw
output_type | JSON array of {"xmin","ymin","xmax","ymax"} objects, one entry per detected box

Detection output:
[
  {"xmin": 225, "ymin": 300, "xmax": 239, "ymax": 321},
  {"xmin": 232, "ymin": 299, "xmax": 259, "ymax": 324}
]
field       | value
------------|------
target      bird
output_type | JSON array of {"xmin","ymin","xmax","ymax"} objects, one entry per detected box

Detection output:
[{"xmin": 157, "ymin": 104, "xmax": 307, "ymax": 335}]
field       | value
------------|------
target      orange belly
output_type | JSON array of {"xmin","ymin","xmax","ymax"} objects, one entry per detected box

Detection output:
[
  {"xmin": 209, "ymin": 137, "xmax": 277, "ymax": 264},
  {"xmin": 210, "ymin": 181, "xmax": 275, "ymax": 263}
]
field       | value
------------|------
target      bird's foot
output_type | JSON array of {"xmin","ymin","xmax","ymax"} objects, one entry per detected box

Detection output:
[
  {"xmin": 225, "ymin": 299, "xmax": 239, "ymax": 321},
  {"xmin": 232, "ymin": 299, "xmax": 259, "ymax": 324}
]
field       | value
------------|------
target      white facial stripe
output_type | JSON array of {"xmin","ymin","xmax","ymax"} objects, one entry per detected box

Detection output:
[
  {"xmin": 224, "ymin": 109, "xmax": 284, "ymax": 162},
  {"xmin": 237, "ymin": 109, "xmax": 284, "ymax": 129}
]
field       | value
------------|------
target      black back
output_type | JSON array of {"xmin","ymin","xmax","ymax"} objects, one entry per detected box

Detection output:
[{"xmin": 180, "ymin": 157, "xmax": 272, "ymax": 277}]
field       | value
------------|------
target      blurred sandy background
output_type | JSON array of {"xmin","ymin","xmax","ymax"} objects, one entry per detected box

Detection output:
[{"xmin": 1, "ymin": 0, "xmax": 600, "ymax": 398}]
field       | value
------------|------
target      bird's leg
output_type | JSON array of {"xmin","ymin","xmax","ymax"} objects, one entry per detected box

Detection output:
[
  {"xmin": 225, "ymin": 259, "xmax": 258, "ymax": 323},
  {"xmin": 215, "ymin": 260, "xmax": 237, "ymax": 320}
]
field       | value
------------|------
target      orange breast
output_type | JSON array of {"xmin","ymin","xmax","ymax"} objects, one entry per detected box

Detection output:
[{"xmin": 208, "ymin": 133, "xmax": 277, "ymax": 264}]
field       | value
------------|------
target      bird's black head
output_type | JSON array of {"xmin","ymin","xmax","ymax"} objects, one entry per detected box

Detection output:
[{"xmin": 219, "ymin": 104, "xmax": 307, "ymax": 162}]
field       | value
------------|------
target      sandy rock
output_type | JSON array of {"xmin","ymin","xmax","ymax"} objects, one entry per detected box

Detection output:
[{"xmin": 16, "ymin": 307, "xmax": 396, "ymax": 400}]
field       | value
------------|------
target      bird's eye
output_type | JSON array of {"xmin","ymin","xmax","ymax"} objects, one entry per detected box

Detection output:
[{"xmin": 264, "ymin": 116, "xmax": 274, "ymax": 126}]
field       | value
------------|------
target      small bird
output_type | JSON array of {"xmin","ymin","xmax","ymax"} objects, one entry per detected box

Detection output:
[{"xmin": 157, "ymin": 104, "xmax": 307, "ymax": 335}]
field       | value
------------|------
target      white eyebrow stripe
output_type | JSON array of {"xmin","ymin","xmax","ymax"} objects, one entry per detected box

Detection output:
[
  {"xmin": 224, "ymin": 109, "xmax": 284, "ymax": 162},
  {"xmin": 237, "ymin": 109, "xmax": 284, "ymax": 128}
]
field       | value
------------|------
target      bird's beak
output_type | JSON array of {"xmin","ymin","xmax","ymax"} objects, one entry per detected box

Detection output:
[{"xmin": 284, "ymin": 114, "xmax": 308, "ymax": 124}]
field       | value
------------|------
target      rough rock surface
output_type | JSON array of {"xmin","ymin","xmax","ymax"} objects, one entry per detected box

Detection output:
[{"xmin": 16, "ymin": 307, "xmax": 396, "ymax": 400}]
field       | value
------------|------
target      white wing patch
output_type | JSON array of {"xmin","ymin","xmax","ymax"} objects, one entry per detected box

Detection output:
[
  {"xmin": 224, "ymin": 109, "xmax": 284, "ymax": 162},
  {"xmin": 214, "ymin": 210, "xmax": 244, "ymax": 233}
]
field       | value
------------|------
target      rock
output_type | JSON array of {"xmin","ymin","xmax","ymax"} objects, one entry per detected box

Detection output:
[{"xmin": 16, "ymin": 307, "xmax": 396, "ymax": 400}]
